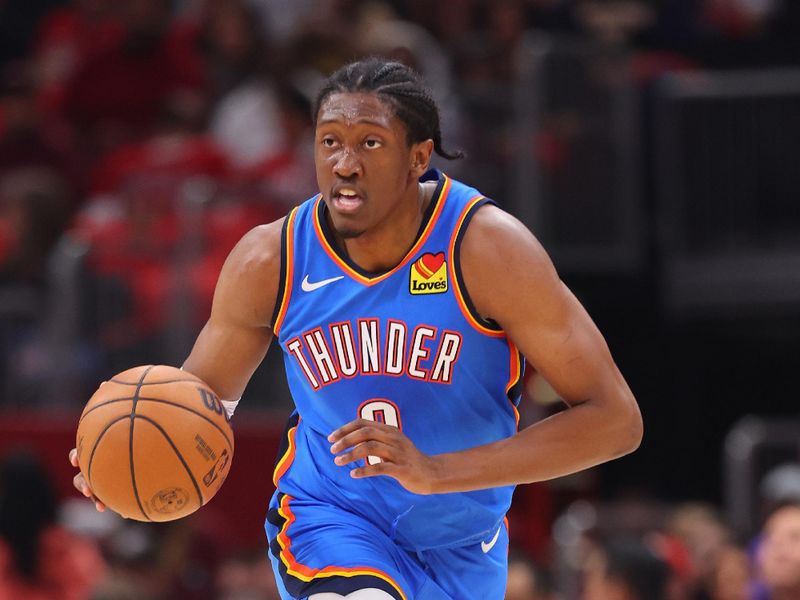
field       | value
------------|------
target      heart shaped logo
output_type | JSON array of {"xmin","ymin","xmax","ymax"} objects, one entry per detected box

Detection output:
[
  {"xmin": 414, "ymin": 252, "xmax": 445, "ymax": 279},
  {"xmin": 410, "ymin": 251, "xmax": 448, "ymax": 295}
]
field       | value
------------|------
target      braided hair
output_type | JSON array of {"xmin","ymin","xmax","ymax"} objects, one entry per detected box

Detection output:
[{"xmin": 313, "ymin": 58, "xmax": 464, "ymax": 160}]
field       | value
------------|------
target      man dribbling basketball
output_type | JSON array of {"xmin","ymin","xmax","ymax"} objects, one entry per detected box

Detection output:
[{"xmin": 71, "ymin": 58, "xmax": 643, "ymax": 600}]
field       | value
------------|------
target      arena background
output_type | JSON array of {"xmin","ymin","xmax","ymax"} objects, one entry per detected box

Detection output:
[{"xmin": 0, "ymin": 1, "xmax": 798, "ymax": 598}]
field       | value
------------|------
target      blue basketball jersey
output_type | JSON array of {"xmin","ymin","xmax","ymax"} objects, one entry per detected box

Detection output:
[{"xmin": 270, "ymin": 169, "xmax": 524, "ymax": 552}]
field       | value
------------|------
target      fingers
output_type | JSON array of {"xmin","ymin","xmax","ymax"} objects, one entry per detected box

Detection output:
[
  {"xmin": 69, "ymin": 448, "xmax": 78, "ymax": 467},
  {"xmin": 329, "ymin": 420, "xmax": 400, "ymax": 454},
  {"xmin": 334, "ymin": 440, "xmax": 396, "ymax": 466},
  {"xmin": 72, "ymin": 473, "xmax": 99, "ymax": 511},
  {"xmin": 72, "ymin": 460, "xmax": 106, "ymax": 512},
  {"xmin": 350, "ymin": 461, "xmax": 397, "ymax": 480},
  {"xmin": 73, "ymin": 472, "xmax": 93, "ymax": 499},
  {"xmin": 328, "ymin": 418, "xmax": 391, "ymax": 443}
]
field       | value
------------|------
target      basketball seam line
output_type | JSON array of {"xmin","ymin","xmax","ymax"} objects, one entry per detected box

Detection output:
[
  {"xmin": 79, "ymin": 396, "xmax": 233, "ymax": 452},
  {"xmin": 135, "ymin": 414, "xmax": 205, "ymax": 509},
  {"xmin": 86, "ymin": 414, "xmax": 135, "ymax": 499},
  {"xmin": 130, "ymin": 366, "xmax": 155, "ymax": 521},
  {"xmin": 108, "ymin": 378, "xmax": 202, "ymax": 386}
]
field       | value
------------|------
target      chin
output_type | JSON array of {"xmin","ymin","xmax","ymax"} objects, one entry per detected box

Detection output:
[
  {"xmin": 337, "ymin": 227, "xmax": 364, "ymax": 239},
  {"xmin": 328, "ymin": 214, "xmax": 365, "ymax": 239}
]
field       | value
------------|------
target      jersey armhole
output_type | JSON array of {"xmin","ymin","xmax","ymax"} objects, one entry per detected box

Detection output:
[
  {"xmin": 270, "ymin": 208, "xmax": 297, "ymax": 335},
  {"xmin": 450, "ymin": 197, "xmax": 504, "ymax": 335}
]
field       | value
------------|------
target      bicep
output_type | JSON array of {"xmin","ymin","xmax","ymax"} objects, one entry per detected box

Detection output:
[
  {"xmin": 501, "ymin": 281, "xmax": 623, "ymax": 406},
  {"xmin": 463, "ymin": 208, "xmax": 629, "ymax": 406}
]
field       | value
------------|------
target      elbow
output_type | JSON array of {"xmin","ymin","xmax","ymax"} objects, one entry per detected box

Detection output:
[{"xmin": 617, "ymin": 395, "xmax": 643, "ymax": 456}]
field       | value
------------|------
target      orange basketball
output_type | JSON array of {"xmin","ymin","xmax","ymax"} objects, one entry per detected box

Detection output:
[{"xmin": 75, "ymin": 365, "xmax": 234, "ymax": 522}]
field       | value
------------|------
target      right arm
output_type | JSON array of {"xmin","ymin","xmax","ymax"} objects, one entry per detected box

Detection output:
[
  {"xmin": 70, "ymin": 218, "xmax": 285, "ymax": 509},
  {"xmin": 181, "ymin": 218, "xmax": 284, "ymax": 399}
]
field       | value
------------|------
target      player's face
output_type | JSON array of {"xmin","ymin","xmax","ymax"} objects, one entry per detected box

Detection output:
[{"xmin": 315, "ymin": 92, "xmax": 429, "ymax": 239}]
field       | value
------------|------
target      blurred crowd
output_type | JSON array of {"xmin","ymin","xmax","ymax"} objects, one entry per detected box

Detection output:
[
  {"xmin": 0, "ymin": 1, "xmax": 799, "ymax": 599},
  {"xmin": 2, "ymin": 450, "xmax": 800, "ymax": 599},
  {"xmin": 0, "ymin": 0, "xmax": 799, "ymax": 405}
]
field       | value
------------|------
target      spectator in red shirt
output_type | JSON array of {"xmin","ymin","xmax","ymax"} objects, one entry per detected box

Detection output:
[
  {"xmin": 33, "ymin": 0, "xmax": 122, "ymax": 116},
  {"xmin": 63, "ymin": 0, "xmax": 204, "ymax": 157}
]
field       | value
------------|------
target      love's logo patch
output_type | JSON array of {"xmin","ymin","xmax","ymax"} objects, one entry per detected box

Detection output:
[{"xmin": 410, "ymin": 252, "xmax": 448, "ymax": 295}]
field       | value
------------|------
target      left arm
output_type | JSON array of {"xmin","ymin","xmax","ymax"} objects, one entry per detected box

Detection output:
[{"xmin": 329, "ymin": 205, "xmax": 642, "ymax": 494}]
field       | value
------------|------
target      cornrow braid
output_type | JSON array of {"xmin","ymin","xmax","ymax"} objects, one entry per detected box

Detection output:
[{"xmin": 313, "ymin": 57, "xmax": 464, "ymax": 161}]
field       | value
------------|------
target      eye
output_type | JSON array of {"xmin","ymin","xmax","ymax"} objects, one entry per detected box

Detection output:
[
  {"xmin": 364, "ymin": 138, "xmax": 383, "ymax": 149},
  {"xmin": 321, "ymin": 136, "xmax": 338, "ymax": 148}
]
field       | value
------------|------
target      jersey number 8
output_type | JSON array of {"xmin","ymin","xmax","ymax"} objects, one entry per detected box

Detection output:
[{"xmin": 358, "ymin": 399, "xmax": 402, "ymax": 466}]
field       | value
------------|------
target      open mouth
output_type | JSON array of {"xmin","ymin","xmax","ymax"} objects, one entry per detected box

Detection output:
[{"xmin": 331, "ymin": 187, "xmax": 364, "ymax": 213}]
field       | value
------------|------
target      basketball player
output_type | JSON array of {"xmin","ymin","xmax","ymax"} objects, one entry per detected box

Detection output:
[{"xmin": 70, "ymin": 58, "xmax": 643, "ymax": 600}]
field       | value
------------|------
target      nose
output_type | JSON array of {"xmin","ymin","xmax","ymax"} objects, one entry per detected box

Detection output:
[{"xmin": 333, "ymin": 147, "xmax": 362, "ymax": 178}]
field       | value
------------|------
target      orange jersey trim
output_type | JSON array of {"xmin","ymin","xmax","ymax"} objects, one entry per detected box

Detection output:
[
  {"xmin": 275, "ymin": 495, "xmax": 408, "ymax": 600},
  {"xmin": 504, "ymin": 516, "xmax": 510, "ymax": 556},
  {"xmin": 505, "ymin": 339, "xmax": 523, "ymax": 428},
  {"xmin": 272, "ymin": 418, "xmax": 298, "ymax": 486},
  {"xmin": 273, "ymin": 208, "xmax": 298, "ymax": 336},
  {"xmin": 448, "ymin": 195, "xmax": 505, "ymax": 338},
  {"xmin": 312, "ymin": 177, "xmax": 452, "ymax": 286}
]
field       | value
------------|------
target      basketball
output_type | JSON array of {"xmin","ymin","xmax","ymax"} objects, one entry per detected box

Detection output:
[{"xmin": 75, "ymin": 365, "xmax": 234, "ymax": 522}]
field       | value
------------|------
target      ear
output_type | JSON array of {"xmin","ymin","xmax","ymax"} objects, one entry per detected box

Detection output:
[{"xmin": 409, "ymin": 139, "xmax": 434, "ymax": 178}]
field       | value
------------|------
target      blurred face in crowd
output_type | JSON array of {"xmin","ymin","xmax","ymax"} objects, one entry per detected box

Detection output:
[
  {"xmin": 506, "ymin": 557, "xmax": 554, "ymax": 600},
  {"xmin": 758, "ymin": 505, "xmax": 800, "ymax": 598},
  {"xmin": 314, "ymin": 92, "xmax": 431, "ymax": 241},
  {"xmin": 582, "ymin": 539, "xmax": 670, "ymax": 600},
  {"xmin": 505, "ymin": 559, "xmax": 536, "ymax": 600},
  {"xmin": 669, "ymin": 504, "xmax": 732, "ymax": 583},
  {"xmin": 582, "ymin": 547, "xmax": 631, "ymax": 600},
  {"xmin": 708, "ymin": 545, "xmax": 749, "ymax": 600},
  {"xmin": 205, "ymin": 1, "xmax": 258, "ymax": 63}
]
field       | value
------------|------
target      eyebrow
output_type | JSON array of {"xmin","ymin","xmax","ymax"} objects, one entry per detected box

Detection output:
[{"xmin": 317, "ymin": 117, "xmax": 392, "ymax": 129}]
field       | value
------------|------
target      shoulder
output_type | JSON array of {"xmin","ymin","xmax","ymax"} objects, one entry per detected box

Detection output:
[
  {"xmin": 460, "ymin": 203, "xmax": 553, "ymax": 273},
  {"xmin": 212, "ymin": 216, "xmax": 286, "ymax": 327},
  {"xmin": 224, "ymin": 217, "xmax": 285, "ymax": 277},
  {"xmin": 459, "ymin": 203, "xmax": 562, "ymax": 325}
]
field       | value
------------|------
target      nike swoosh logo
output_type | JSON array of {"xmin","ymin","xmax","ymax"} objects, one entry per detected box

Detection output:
[
  {"xmin": 301, "ymin": 274, "xmax": 344, "ymax": 292},
  {"xmin": 481, "ymin": 526, "xmax": 501, "ymax": 554}
]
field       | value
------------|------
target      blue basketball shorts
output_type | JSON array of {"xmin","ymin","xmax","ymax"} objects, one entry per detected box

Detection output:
[{"xmin": 265, "ymin": 491, "xmax": 509, "ymax": 600}]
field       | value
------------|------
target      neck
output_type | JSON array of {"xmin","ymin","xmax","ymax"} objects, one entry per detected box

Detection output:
[{"xmin": 336, "ymin": 181, "xmax": 436, "ymax": 273}]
